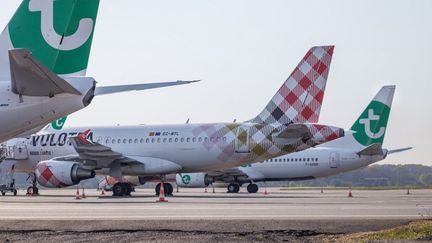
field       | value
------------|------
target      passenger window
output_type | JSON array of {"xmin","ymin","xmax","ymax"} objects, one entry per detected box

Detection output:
[
  {"xmin": 186, "ymin": 138, "xmax": 190, "ymax": 142},
  {"xmin": 105, "ymin": 138, "xmax": 110, "ymax": 144},
  {"xmin": 163, "ymin": 138, "xmax": 167, "ymax": 143},
  {"xmin": 123, "ymin": 139, "xmax": 127, "ymax": 144},
  {"xmin": 180, "ymin": 138, "xmax": 184, "ymax": 142},
  {"xmin": 112, "ymin": 139, "xmax": 116, "ymax": 144},
  {"xmin": 128, "ymin": 139, "xmax": 132, "ymax": 143},
  {"xmin": 151, "ymin": 138, "xmax": 155, "ymax": 143},
  {"xmin": 315, "ymin": 158, "xmax": 318, "ymax": 161},
  {"xmin": 295, "ymin": 158, "xmax": 297, "ymax": 162},
  {"xmin": 192, "ymin": 137, "xmax": 196, "ymax": 142},
  {"xmin": 169, "ymin": 138, "xmax": 172, "ymax": 143},
  {"xmin": 204, "ymin": 137, "xmax": 208, "ymax": 142},
  {"xmin": 307, "ymin": 158, "xmax": 310, "ymax": 162},
  {"xmin": 198, "ymin": 137, "xmax": 202, "ymax": 142},
  {"xmin": 210, "ymin": 137, "xmax": 214, "ymax": 142},
  {"xmin": 134, "ymin": 139, "xmax": 138, "ymax": 143},
  {"xmin": 146, "ymin": 138, "xmax": 150, "ymax": 143},
  {"xmin": 117, "ymin": 139, "xmax": 121, "ymax": 143},
  {"xmin": 140, "ymin": 138, "xmax": 144, "ymax": 143},
  {"xmin": 157, "ymin": 138, "xmax": 161, "ymax": 143},
  {"xmin": 223, "ymin": 137, "xmax": 227, "ymax": 142},
  {"xmin": 175, "ymin": 138, "xmax": 178, "ymax": 142},
  {"xmin": 303, "ymin": 158, "xmax": 306, "ymax": 162},
  {"xmin": 216, "ymin": 137, "xmax": 220, "ymax": 142}
]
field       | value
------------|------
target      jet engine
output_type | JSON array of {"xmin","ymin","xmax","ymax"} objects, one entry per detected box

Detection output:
[
  {"xmin": 176, "ymin": 173, "xmax": 213, "ymax": 188},
  {"xmin": 35, "ymin": 160, "xmax": 95, "ymax": 188}
]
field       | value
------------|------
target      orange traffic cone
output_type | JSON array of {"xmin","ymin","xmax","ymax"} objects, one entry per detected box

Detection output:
[
  {"xmin": 263, "ymin": 183, "xmax": 268, "ymax": 195},
  {"xmin": 320, "ymin": 187, "xmax": 324, "ymax": 194},
  {"xmin": 204, "ymin": 187, "xmax": 208, "ymax": 193},
  {"xmin": 212, "ymin": 185, "xmax": 215, "ymax": 193},
  {"xmin": 407, "ymin": 188, "xmax": 410, "ymax": 195},
  {"xmin": 157, "ymin": 182, "xmax": 167, "ymax": 202},
  {"xmin": 348, "ymin": 190, "xmax": 353, "ymax": 197},
  {"xmin": 75, "ymin": 186, "xmax": 81, "ymax": 200},
  {"xmin": 101, "ymin": 188, "xmax": 105, "ymax": 195},
  {"xmin": 81, "ymin": 186, "xmax": 86, "ymax": 199}
]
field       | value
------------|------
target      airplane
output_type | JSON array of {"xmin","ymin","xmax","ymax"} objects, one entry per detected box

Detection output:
[
  {"xmin": 171, "ymin": 86, "xmax": 412, "ymax": 193},
  {"xmin": 5, "ymin": 46, "xmax": 345, "ymax": 196},
  {"xmin": 0, "ymin": 0, "xmax": 198, "ymax": 143}
]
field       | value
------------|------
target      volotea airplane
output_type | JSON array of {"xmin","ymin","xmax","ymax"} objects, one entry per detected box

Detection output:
[{"xmin": 6, "ymin": 46, "xmax": 344, "ymax": 196}]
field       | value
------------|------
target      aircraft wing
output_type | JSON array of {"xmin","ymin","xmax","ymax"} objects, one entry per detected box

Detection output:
[
  {"xmin": 388, "ymin": 147, "xmax": 413, "ymax": 155},
  {"xmin": 9, "ymin": 49, "xmax": 81, "ymax": 96},
  {"xmin": 68, "ymin": 130, "xmax": 141, "ymax": 168},
  {"xmin": 94, "ymin": 80, "xmax": 201, "ymax": 96}
]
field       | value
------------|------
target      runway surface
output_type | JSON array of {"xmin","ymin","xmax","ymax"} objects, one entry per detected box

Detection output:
[{"xmin": 0, "ymin": 188, "xmax": 430, "ymax": 242}]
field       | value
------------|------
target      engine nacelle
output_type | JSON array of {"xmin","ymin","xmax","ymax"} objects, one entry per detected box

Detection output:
[
  {"xmin": 176, "ymin": 173, "xmax": 213, "ymax": 188},
  {"xmin": 35, "ymin": 160, "xmax": 95, "ymax": 188}
]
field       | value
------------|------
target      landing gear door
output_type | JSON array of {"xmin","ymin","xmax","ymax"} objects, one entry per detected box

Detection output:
[
  {"xmin": 329, "ymin": 151, "xmax": 340, "ymax": 168},
  {"xmin": 13, "ymin": 145, "xmax": 28, "ymax": 160},
  {"xmin": 235, "ymin": 126, "xmax": 250, "ymax": 153}
]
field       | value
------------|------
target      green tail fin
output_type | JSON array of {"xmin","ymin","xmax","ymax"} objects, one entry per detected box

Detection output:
[
  {"xmin": 0, "ymin": 0, "xmax": 100, "ymax": 79},
  {"xmin": 350, "ymin": 85, "xmax": 395, "ymax": 146}
]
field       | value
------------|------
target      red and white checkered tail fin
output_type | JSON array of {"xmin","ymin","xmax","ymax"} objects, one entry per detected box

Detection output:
[{"xmin": 249, "ymin": 46, "xmax": 334, "ymax": 125}]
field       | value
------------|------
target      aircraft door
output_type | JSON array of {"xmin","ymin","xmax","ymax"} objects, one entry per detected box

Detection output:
[
  {"xmin": 13, "ymin": 144, "xmax": 28, "ymax": 160},
  {"xmin": 329, "ymin": 151, "xmax": 340, "ymax": 168},
  {"xmin": 235, "ymin": 126, "xmax": 250, "ymax": 153}
]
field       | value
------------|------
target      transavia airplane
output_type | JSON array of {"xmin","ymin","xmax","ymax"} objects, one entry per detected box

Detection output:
[
  {"xmin": 170, "ymin": 86, "xmax": 412, "ymax": 193},
  {"xmin": 0, "ymin": 0, "xmax": 198, "ymax": 143},
  {"xmin": 4, "ymin": 46, "xmax": 345, "ymax": 196}
]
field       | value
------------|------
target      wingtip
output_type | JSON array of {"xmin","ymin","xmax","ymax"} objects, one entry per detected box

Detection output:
[{"xmin": 178, "ymin": 80, "xmax": 201, "ymax": 84}]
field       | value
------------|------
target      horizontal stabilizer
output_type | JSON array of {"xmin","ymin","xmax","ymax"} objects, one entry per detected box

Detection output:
[
  {"xmin": 9, "ymin": 49, "xmax": 81, "ymax": 96},
  {"xmin": 357, "ymin": 143, "xmax": 383, "ymax": 156},
  {"xmin": 388, "ymin": 147, "xmax": 413, "ymax": 155},
  {"xmin": 94, "ymin": 80, "xmax": 201, "ymax": 96}
]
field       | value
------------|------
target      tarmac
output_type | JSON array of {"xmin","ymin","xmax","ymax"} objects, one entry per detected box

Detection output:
[{"xmin": 0, "ymin": 188, "xmax": 430, "ymax": 242}]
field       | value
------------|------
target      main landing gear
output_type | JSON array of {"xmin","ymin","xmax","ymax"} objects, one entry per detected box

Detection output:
[
  {"xmin": 227, "ymin": 183, "xmax": 240, "ymax": 193},
  {"xmin": 26, "ymin": 173, "xmax": 39, "ymax": 196},
  {"xmin": 247, "ymin": 183, "xmax": 259, "ymax": 193},
  {"xmin": 155, "ymin": 183, "xmax": 173, "ymax": 196},
  {"xmin": 112, "ymin": 182, "xmax": 132, "ymax": 197},
  {"xmin": 226, "ymin": 183, "xmax": 259, "ymax": 193}
]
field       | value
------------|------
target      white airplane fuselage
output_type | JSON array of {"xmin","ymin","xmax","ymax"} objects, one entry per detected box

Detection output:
[
  {"xmin": 237, "ymin": 147, "xmax": 386, "ymax": 182},
  {"xmin": 9, "ymin": 123, "xmax": 340, "ymax": 176},
  {"xmin": 0, "ymin": 78, "xmax": 95, "ymax": 143}
]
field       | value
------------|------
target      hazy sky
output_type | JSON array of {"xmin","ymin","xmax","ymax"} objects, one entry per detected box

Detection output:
[{"xmin": 1, "ymin": 0, "xmax": 431, "ymax": 165}]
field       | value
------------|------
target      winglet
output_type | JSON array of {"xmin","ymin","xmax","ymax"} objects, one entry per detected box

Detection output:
[{"xmin": 77, "ymin": 129, "xmax": 91, "ymax": 144}]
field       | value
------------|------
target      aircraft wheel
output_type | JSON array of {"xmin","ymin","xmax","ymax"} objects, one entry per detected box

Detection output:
[
  {"xmin": 112, "ymin": 183, "xmax": 126, "ymax": 196},
  {"xmin": 227, "ymin": 183, "xmax": 240, "ymax": 193},
  {"xmin": 1, "ymin": 191, "xmax": 5, "ymax": 196},
  {"xmin": 164, "ymin": 183, "xmax": 173, "ymax": 195},
  {"xmin": 125, "ymin": 183, "xmax": 132, "ymax": 196},
  {"xmin": 155, "ymin": 183, "xmax": 161, "ymax": 195},
  {"xmin": 247, "ymin": 184, "xmax": 259, "ymax": 193}
]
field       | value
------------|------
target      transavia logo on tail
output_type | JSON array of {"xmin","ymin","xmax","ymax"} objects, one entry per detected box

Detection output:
[
  {"xmin": 8, "ymin": 0, "xmax": 99, "ymax": 74},
  {"xmin": 182, "ymin": 175, "xmax": 191, "ymax": 184},
  {"xmin": 29, "ymin": 0, "xmax": 93, "ymax": 51},
  {"xmin": 51, "ymin": 116, "xmax": 67, "ymax": 130},
  {"xmin": 351, "ymin": 101, "xmax": 390, "ymax": 146}
]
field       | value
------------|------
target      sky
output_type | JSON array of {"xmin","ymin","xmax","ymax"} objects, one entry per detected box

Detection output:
[{"xmin": 0, "ymin": 0, "xmax": 431, "ymax": 165}]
